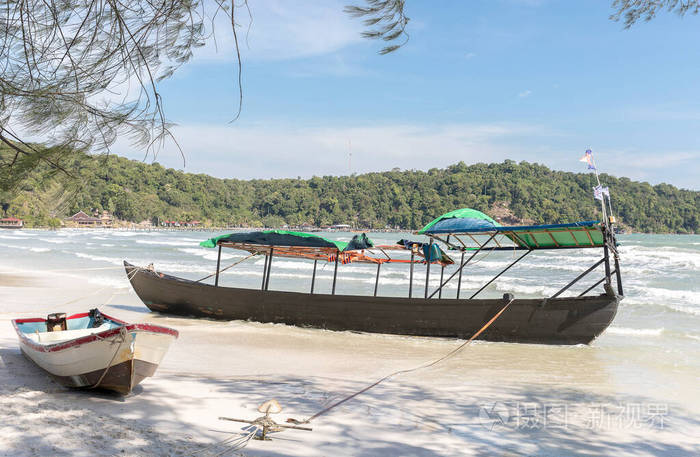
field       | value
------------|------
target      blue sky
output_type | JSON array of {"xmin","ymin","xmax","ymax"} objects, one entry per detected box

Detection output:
[{"xmin": 114, "ymin": 0, "xmax": 700, "ymax": 190}]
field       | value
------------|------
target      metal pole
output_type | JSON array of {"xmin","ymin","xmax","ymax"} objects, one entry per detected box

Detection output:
[
  {"xmin": 310, "ymin": 259, "xmax": 317, "ymax": 294},
  {"xmin": 409, "ymin": 250, "xmax": 415, "ymax": 298},
  {"xmin": 214, "ymin": 244, "xmax": 222, "ymax": 287},
  {"xmin": 264, "ymin": 247, "xmax": 274, "ymax": 291},
  {"xmin": 261, "ymin": 253, "xmax": 268, "ymax": 290},
  {"xmin": 456, "ymin": 251, "xmax": 465, "ymax": 299},
  {"xmin": 374, "ymin": 262, "xmax": 381, "ymax": 297},
  {"xmin": 578, "ymin": 269, "xmax": 616, "ymax": 297},
  {"xmin": 439, "ymin": 265, "xmax": 445, "ymax": 299},
  {"xmin": 613, "ymin": 255, "xmax": 623, "ymax": 295},
  {"xmin": 603, "ymin": 245, "xmax": 611, "ymax": 286},
  {"xmin": 424, "ymin": 238, "xmax": 433, "ymax": 299},
  {"xmin": 331, "ymin": 253, "xmax": 339, "ymax": 295},
  {"xmin": 428, "ymin": 232, "xmax": 497, "ymax": 300},
  {"xmin": 551, "ymin": 258, "xmax": 605, "ymax": 299},
  {"xmin": 470, "ymin": 250, "xmax": 532, "ymax": 299}
]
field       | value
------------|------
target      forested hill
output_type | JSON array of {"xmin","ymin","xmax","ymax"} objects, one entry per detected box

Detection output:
[{"xmin": 4, "ymin": 153, "xmax": 699, "ymax": 233}]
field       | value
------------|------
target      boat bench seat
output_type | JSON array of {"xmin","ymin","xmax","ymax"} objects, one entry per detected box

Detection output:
[{"xmin": 26, "ymin": 323, "xmax": 115, "ymax": 344}]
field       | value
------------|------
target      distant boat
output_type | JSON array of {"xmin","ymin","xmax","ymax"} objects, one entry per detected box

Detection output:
[
  {"xmin": 12, "ymin": 309, "xmax": 178, "ymax": 395},
  {"xmin": 0, "ymin": 217, "xmax": 23, "ymax": 229},
  {"xmin": 125, "ymin": 208, "xmax": 624, "ymax": 345}
]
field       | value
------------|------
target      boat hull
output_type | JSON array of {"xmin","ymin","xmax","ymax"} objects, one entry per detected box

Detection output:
[
  {"xmin": 125, "ymin": 262, "xmax": 619, "ymax": 345},
  {"xmin": 14, "ymin": 317, "xmax": 178, "ymax": 395}
]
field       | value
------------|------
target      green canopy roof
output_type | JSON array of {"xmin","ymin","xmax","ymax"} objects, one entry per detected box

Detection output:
[
  {"xmin": 419, "ymin": 208, "xmax": 501, "ymax": 234},
  {"xmin": 419, "ymin": 208, "xmax": 605, "ymax": 249},
  {"xmin": 200, "ymin": 230, "xmax": 373, "ymax": 252}
]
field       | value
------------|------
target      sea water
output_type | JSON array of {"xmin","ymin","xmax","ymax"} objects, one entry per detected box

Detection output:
[{"xmin": 1, "ymin": 229, "xmax": 699, "ymax": 414}]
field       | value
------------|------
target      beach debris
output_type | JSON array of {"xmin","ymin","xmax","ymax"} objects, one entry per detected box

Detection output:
[{"xmin": 219, "ymin": 399, "xmax": 312, "ymax": 441}]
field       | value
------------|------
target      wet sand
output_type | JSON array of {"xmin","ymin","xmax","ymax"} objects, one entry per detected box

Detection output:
[{"xmin": 1, "ymin": 266, "xmax": 699, "ymax": 456}]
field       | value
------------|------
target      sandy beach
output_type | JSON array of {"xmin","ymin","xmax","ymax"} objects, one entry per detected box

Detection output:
[{"xmin": 1, "ymin": 231, "xmax": 700, "ymax": 456}]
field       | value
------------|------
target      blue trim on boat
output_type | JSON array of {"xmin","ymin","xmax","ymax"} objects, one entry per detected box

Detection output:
[{"xmin": 422, "ymin": 220, "xmax": 600, "ymax": 234}]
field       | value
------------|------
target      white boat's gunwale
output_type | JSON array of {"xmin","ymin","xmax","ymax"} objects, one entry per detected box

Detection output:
[{"xmin": 12, "ymin": 313, "xmax": 178, "ymax": 354}]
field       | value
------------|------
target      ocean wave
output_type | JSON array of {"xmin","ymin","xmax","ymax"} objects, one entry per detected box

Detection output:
[
  {"xmin": 136, "ymin": 239, "xmax": 198, "ymax": 247},
  {"xmin": 0, "ymin": 232, "xmax": 34, "ymax": 238},
  {"xmin": 625, "ymin": 285, "xmax": 700, "ymax": 305},
  {"xmin": 666, "ymin": 304, "xmax": 700, "ymax": 316},
  {"xmin": 38, "ymin": 237, "xmax": 70, "ymax": 244},
  {"xmin": 607, "ymin": 326, "xmax": 665, "ymax": 337},
  {"xmin": 494, "ymin": 282, "xmax": 558, "ymax": 297},
  {"xmin": 86, "ymin": 275, "xmax": 130, "ymax": 289},
  {"xmin": 520, "ymin": 260, "xmax": 590, "ymax": 272},
  {"xmin": 108, "ymin": 232, "xmax": 143, "ymax": 237},
  {"xmin": 618, "ymin": 245, "xmax": 700, "ymax": 269},
  {"xmin": 177, "ymin": 247, "xmax": 237, "ymax": 261},
  {"xmin": 0, "ymin": 242, "xmax": 51, "ymax": 253},
  {"xmin": 623, "ymin": 286, "xmax": 700, "ymax": 316},
  {"xmin": 73, "ymin": 252, "xmax": 123, "ymax": 265}
]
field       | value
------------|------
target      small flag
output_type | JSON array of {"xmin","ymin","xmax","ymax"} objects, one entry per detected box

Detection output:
[
  {"xmin": 593, "ymin": 185, "xmax": 609, "ymax": 201},
  {"xmin": 579, "ymin": 149, "xmax": 596, "ymax": 170}
]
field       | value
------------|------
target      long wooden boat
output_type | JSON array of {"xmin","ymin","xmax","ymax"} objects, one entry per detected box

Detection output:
[
  {"xmin": 124, "ymin": 208, "xmax": 624, "ymax": 345},
  {"xmin": 12, "ymin": 310, "xmax": 178, "ymax": 394}
]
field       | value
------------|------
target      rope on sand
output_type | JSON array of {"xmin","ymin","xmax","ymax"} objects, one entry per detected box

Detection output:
[
  {"xmin": 288, "ymin": 297, "xmax": 516, "ymax": 425},
  {"xmin": 193, "ymin": 297, "xmax": 516, "ymax": 456}
]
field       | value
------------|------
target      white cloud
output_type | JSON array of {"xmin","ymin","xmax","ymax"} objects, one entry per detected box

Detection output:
[
  {"xmin": 194, "ymin": 0, "xmax": 363, "ymax": 62},
  {"xmin": 113, "ymin": 122, "xmax": 548, "ymax": 179},
  {"xmin": 595, "ymin": 149, "xmax": 700, "ymax": 187},
  {"xmin": 465, "ymin": 52, "xmax": 477, "ymax": 59},
  {"xmin": 518, "ymin": 90, "xmax": 532, "ymax": 98}
]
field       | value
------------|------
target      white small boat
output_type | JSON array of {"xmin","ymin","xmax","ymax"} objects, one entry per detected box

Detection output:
[{"xmin": 12, "ymin": 309, "xmax": 178, "ymax": 395}]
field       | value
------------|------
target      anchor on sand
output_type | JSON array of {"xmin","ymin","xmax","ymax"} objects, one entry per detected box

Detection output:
[{"xmin": 219, "ymin": 399, "xmax": 313, "ymax": 441}]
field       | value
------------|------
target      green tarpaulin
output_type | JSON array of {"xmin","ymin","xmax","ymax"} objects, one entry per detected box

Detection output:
[
  {"xmin": 419, "ymin": 208, "xmax": 502, "ymax": 234},
  {"xmin": 200, "ymin": 230, "xmax": 373, "ymax": 252}
]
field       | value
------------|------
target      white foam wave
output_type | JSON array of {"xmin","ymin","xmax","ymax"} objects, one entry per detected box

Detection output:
[
  {"xmin": 86, "ymin": 276, "xmax": 130, "ymax": 289},
  {"xmin": 73, "ymin": 252, "xmax": 123, "ymax": 265},
  {"xmin": 618, "ymin": 245, "xmax": 700, "ymax": 269},
  {"xmin": 494, "ymin": 282, "xmax": 558, "ymax": 297},
  {"xmin": 0, "ymin": 232, "xmax": 34, "ymax": 238},
  {"xmin": 667, "ymin": 305, "xmax": 700, "ymax": 316},
  {"xmin": 0, "ymin": 243, "xmax": 51, "ymax": 253},
  {"xmin": 626, "ymin": 286, "xmax": 700, "ymax": 305},
  {"xmin": 177, "ymin": 248, "xmax": 237, "ymax": 261},
  {"xmin": 38, "ymin": 238, "xmax": 69, "ymax": 244},
  {"xmin": 136, "ymin": 239, "xmax": 197, "ymax": 247},
  {"xmin": 607, "ymin": 327, "xmax": 665, "ymax": 337}
]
